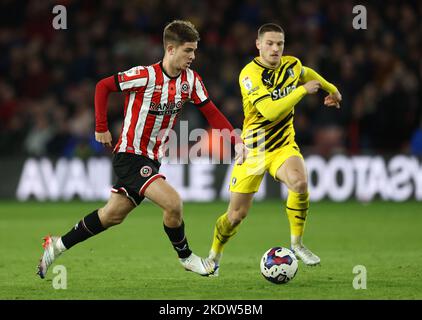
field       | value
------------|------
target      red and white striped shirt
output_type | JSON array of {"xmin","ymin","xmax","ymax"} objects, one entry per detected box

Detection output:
[{"xmin": 113, "ymin": 62, "xmax": 209, "ymax": 160}]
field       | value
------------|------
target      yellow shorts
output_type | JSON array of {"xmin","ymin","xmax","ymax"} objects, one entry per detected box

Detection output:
[{"xmin": 229, "ymin": 142, "xmax": 303, "ymax": 193}]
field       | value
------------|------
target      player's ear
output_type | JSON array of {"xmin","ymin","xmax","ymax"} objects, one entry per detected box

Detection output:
[
  {"xmin": 256, "ymin": 38, "xmax": 261, "ymax": 50},
  {"xmin": 166, "ymin": 43, "xmax": 176, "ymax": 56}
]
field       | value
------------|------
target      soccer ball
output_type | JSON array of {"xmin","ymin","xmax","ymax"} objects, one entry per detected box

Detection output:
[{"xmin": 260, "ymin": 247, "xmax": 298, "ymax": 284}]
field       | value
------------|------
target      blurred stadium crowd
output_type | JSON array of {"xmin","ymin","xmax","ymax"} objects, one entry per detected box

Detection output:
[{"xmin": 0, "ymin": 0, "xmax": 420, "ymax": 158}]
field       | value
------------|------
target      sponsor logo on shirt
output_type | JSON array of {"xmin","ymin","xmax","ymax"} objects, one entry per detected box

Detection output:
[
  {"xmin": 287, "ymin": 68, "xmax": 295, "ymax": 78},
  {"xmin": 272, "ymin": 84, "xmax": 296, "ymax": 100},
  {"xmin": 247, "ymin": 86, "xmax": 259, "ymax": 95},
  {"xmin": 242, "ymin": 76, "xmax": 253, "ymax": 91},
  {"xmin": 149, "ymin": 101, "xmax": 183, "ymax": 115}
]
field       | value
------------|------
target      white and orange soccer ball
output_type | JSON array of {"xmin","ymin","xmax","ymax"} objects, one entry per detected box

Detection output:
[{"xmin": 260, "ymin": 247, "xmax": 298, "ymax": 284}]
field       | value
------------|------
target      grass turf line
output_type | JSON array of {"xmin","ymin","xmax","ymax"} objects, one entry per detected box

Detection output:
[{"xmin": 0, "ymin": 200, "xmax": 421, "ymax": 299}]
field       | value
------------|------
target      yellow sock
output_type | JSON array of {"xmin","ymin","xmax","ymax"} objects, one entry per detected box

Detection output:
[
  {"xmin": 285, "ymin": 190, "xmax": 309, "ymax": 245},
  {"xmin": 211, "ymin": 212, "xmax": 239, "ymax": 254}
]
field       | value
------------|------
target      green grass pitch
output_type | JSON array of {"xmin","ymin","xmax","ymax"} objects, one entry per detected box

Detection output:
[{"xmin": 0, "ymin": 200, "xmax": 421, "ymax": 300}]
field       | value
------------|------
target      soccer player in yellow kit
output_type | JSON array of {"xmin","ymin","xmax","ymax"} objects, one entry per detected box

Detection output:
[{"xmin": 208, "ymin": 23, "xmax": 342, "ymax": 274}]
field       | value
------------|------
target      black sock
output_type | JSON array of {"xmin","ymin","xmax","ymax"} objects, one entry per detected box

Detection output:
[
  {"xmin": 61, "ymin": 210, "xmax": 107, "ymax": 249},
  {"xmin": 163, "ymin": 221, "xmax": 192, "ymax": 259}
]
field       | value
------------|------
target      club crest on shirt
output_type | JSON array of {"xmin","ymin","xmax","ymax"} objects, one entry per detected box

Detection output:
[
  {"xmin": 140, "ymin": 166, "xmax": 152, "ymax": 178},
  {"xmin": 181, "ymin": 81, "xmax": 190, "ymax": 94}
]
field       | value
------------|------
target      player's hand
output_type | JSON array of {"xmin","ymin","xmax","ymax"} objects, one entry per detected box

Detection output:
[
  {"xmin": 303, "ymin": 80, "xmax": 321, "ymax": 94},
  {"xmin": 234, "ymin": 143, "xmax": 248, "ymax": 165},
  {"xmin": 95, "ymin": 130, "xmax": 113, "ymax": 148},
  {"xmin": 324, "ymin": 90, "xmax": 342, "ymax": 109}
]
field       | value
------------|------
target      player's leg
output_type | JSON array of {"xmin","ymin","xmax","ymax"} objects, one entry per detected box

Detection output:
[
  {"xmin": 143, "ymin": 177, "xmax": 215, "ymax": 276},
  {"xmin": 208, "ymin": 154, "xmax": 264, "ymax": 275},
  {"xmin": 37, "ymin": 192, "xmax": 135, "ymax": 278},
  {"xmin": 276, "ymin": 156, "xmax": 308, "ymax": 245},
  {"xmin": 209, "ymin": 192, "xmax": 254, "ymax": 274},
  {"xmin": 275, "ymin": 155, "xmax": 320, "ymax": 265}
]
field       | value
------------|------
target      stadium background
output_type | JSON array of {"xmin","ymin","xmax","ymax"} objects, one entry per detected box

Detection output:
[
  {"xmin": 1, "ymin": 0, "xmax": 421, "ymax": 158},
  {"xmin": 0, "ymin": 0, "xmax": 421, "ymax": 301}
]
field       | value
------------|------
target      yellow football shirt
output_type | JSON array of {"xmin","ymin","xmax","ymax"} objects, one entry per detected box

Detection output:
[{"xmin": 239, "ymin": 55, "xmax": 306, "ymax": 153}]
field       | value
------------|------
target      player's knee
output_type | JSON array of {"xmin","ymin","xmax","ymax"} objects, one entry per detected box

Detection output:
[
  {"xmin": 229, "ymin": 208, "xmax": 248, "ymax": 226},
  {"xmin": 99, "ymin": 207, "xmax": 127, "ymax": 227},
  {"xmin": 291, "ymin": 179, "xmax": 308, "ymax": 194},
  {"xmin": 108, "ymin": 215, "xmax": 126, "ymax": 226},
  {"xmin": 163, "ymin": 196, "xmax": 183, "ymax": 219}
]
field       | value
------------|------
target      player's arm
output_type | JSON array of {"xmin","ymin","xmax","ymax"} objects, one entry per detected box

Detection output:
[
  {"xmin": 300, "ymin": 66, "xmax": 337, "ymax": 93},
  {"xmin": 241, "ymin": 71, "xmax": 318, "ymax": 122},
  {"xmin": 192, "ymin": 71, "xmax": 247, "ymax": 164},
  {"xmin": 95, "ymin": 66, "xmax": 149, "ymax": 147},
  {"xmin": 192, "ymin": 72, "xmax": 243, "ymax": 146},
  {"xmin": 300, "ymin": 66, "xmax": 342, "ymax": 108},
  {"xmin": 94, "ymin": 76, "xmax": 119, "ymax": 147},
  {"xmin": 198, "ymin": 101, "xmax": 247, "ymax": 164},
  {"xmin": 252, "ymin": 85, "xmax": 308, "ymax": 121},
  {"xmin": 197, "ymin": 101, "xmax": 242, "ymax": 145}
]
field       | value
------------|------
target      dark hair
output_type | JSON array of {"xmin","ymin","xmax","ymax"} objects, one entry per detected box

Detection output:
[
  {"xmin": 163, "ymin": 20, "xmax": 200, "ymax": 47},
  {"xmin": 258, "ymin": 23, "xmax": 284, "ymax": 38}
]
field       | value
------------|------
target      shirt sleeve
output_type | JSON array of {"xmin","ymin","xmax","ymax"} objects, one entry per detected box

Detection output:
[
  {"xmin": 95, "ymin": 76, "xmax": 119, "ymax": 132},
  {"xmin": 115, "ymin": 66, "xmax": 149, "ymax": 92},
  {"xmin": 239, "ymin": 69, "xmax": 307, "ymax": 122},
  {"xmin": 191, "ymin": 72, "xmax": 210, "ymax": 106},
  {"xmin": 300, "ymin": 66, "xmax": 338, "ymax": 94},
  {"xmin": 239, "ymin": 72, "xmax": 272, "ymax": 107},
  {"xmin": 254, "ymin": 86, "xmax": 307, "ymax": 121},
  {"xmin": 198, "ymin": 100, "xmax": 243, "ymax": 145}
]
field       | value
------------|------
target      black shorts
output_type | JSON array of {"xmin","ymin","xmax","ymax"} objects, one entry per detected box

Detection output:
[{"xmin": 111, "ymin": 152, "xmax": 165, "ymax": 206}]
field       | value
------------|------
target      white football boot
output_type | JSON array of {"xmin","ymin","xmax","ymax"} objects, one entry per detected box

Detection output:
[
  {"xmin": 37, "ymin": 235, "xmax": 63, "ymax": 279},
  {"xmin": 208, "ymin": 250, "xmax": 222, "ymax": 277},
  {"xmin": 291, "ymin": 244, "xmax": 320, "ymax": 266},
  {"xmin": 179, "ymin": 253, "xmax": 216, "ymax": 276}
]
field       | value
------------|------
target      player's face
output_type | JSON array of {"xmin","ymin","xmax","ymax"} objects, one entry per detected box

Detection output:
[
  {"xmin": 172, "ymin": 42, "xmax": 197, "ymax": 70},
  {"xmin": 256, "ymin": 32, "xmax": 284, "ymax": 67}
]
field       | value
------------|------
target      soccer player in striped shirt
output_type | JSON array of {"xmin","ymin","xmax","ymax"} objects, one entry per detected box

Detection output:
[
  {"xmin": 208, "ymin": 23, "xmax": 342, "ymax": 275},
  {"xmin": 37, "ymin": 20, "xmax": 247, "ymax": 279}
]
